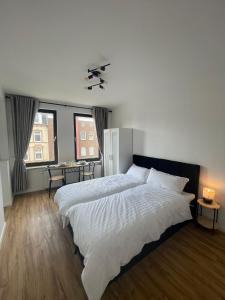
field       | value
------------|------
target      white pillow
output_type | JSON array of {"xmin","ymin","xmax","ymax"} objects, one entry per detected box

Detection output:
[
  {"xmin": 126, "ymin": 164, "xmax": 149, "ymax": 183},
  {"xmin": 147, "ymin": 168, "xmax": 189, "ymax": 193}
]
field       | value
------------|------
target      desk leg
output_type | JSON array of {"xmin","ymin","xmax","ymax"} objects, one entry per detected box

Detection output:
[
  {"xmin": 212, "ymin": 209, "xmax": 216, "ymax": 234},
  {"xmin": 196, "ymin": 203, "xmax": 199, "ymax": 220},
  {"xmin": 64, "ymin": 170, "xmax": 67, "ymax": 185},
  {"xmin": 216, "ymin": 209, "xmax": 219, "ymax": 222}
]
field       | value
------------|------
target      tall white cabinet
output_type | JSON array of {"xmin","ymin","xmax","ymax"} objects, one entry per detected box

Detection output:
[{"xmin": 104, "ymin": 128, "xmax": 133, "ymax": 176}]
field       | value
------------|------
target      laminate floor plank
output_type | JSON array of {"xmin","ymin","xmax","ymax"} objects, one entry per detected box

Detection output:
[{"xmin": 0, "ymin": 191, "xmax": 225, "ymax": 300}]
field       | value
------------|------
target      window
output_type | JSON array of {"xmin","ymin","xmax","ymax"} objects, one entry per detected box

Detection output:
[
  {"xmin": 81, "ymin": 147, "xmax": 86, "ymax": 157},
  {"xmin": 34, "ymin": 131, "xmax": 41, "ymax": 142},
  {"xmin": 80, "ymin": 131, "xmax": 87, "ymax": 140},
  {"xmin": 24, "ymin": 152, "xmax": 29, "ymax": 161},
  {"xmin": 25, "ymin": 109, "xmax": 58, "ymax": 167},
  {"xmin": 34, "ymin": 113, "xmax": 41, "ymax": 124},
  {"xmin": 74, "ymin": 114, "xmax": 99, "ymax": 160},
  {"xmin": 34, "ymin": 148, "xmax": 43, "ymax": 160},
  {"xmin": 42, "ymin": 114, "xmax": 48, "ymax": 125},
  {"xmin": 88, "ymin": 132, "xmax": 94, "ymax": 140},
  {"xmin": 89, "ymin": 146, "xmax": 95, "ymax": 156}
]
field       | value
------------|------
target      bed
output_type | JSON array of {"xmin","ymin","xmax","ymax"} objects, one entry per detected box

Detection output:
[
  {"xmin": 54, "ymin": 172, "xmax": 146, "ymax": 226},
  {"xmin": 67, "ymin": 155, "xmax": 200, "ymax": 300}
]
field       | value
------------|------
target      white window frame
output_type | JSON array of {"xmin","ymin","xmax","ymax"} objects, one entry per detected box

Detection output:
[
  {"xmin": 34, "ymin": 113, "xmax": 42, "ymax": 124},
  {"xmin": 81, "ymin": 146, "xmax": 86, "ymax": 157},
  {"xmin": 80, "ymin": 131, "xmax": 87, "ymax": 140},
  {"xmin": 34, "ymin": 131, "xmax": 42, "ymax": 142},
  {"xmin": 89, "ymin": 146, "xmax": 95, "ymax": 156},
  {"xmin": 88, "ymin": 132, "xmax": 94, "ymax": 140},
  {"xmin": 24, "ymin": 152, "xmax": 29, "ymax": 161},
  {"xmin": 34, "ymin": 148, "xmax": 43, "ymax": 160}
]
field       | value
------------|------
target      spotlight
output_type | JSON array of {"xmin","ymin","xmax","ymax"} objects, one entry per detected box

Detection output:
[
  {"xmin": 93, "ymin": 70, "xmax": 101, "ymax": 77},
  {"xmin": 99, "ymin": 85, "xmax": 104, "ymax": 89},
  {"xmin": 88, "ymin": 86, "xmax": 92, "ymax": 90},
  {"xmin": 100, "ymin": 78, "xmax": 105, "ymax": 84}
]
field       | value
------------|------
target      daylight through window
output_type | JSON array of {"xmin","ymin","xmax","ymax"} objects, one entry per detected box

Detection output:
[
  {"xmin": 74, "ymin": 114, "xmax": 99, "ymax": 160},
  {"xmin": 24, "ymin": 110, "xmax": 58, "ymax": 166}
]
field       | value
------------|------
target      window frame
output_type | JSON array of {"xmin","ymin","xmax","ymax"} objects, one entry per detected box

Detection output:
[
  {"xmin": 33, "ymin": 130, "xmax": 42, "ymax": 142},
  {"xmin": 80, "ymin": 131, "xmax": 87, "ymax": 141},
  {"xmin": 89, "ymin": 146, "xmax": 95, "ymax": 156},
  {"xmin": 34, "ymin": 147, "xmax": 43, "ymax": 160},
  {"xmin": 26, "ymin": 109, "xmax": 58, "ymax": 167},
  {"xmin": 74, "ymin": 113, "xmax": 100, "ymax": 161}
]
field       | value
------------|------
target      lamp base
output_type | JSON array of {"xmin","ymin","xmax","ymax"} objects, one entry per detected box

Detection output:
[{"xmin": 203, "ymin": 198, "xmax": 213, "ymax": 204}]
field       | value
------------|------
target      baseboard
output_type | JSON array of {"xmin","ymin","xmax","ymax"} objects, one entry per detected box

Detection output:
[
  {"xmin": 3, "ymin": 196, "xmax": 13, "ymax": 207},
  {"xmin": 0, "ymin": 222, "xmax": 6, "ymax": 248},
  {"xmin": 15, "ymin": 187, "xmax": 48, "ymax": 196}
]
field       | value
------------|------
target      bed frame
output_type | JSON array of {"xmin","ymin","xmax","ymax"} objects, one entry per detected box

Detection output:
[{"xmin": 69, "ymin": 154, "xmax": 200, "ymax": 279}]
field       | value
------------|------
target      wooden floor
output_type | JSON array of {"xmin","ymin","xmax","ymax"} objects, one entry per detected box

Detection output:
[{"xmin": 1, "ymin": 192, "xmax": 225, "ymax": 300}]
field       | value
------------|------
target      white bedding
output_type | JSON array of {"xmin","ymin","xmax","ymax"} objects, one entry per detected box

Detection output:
[
  {"xmin": 68, "ymin": 184, "xmax": 194, "ymax": 300},
  {"xmin": 54, "ymin": 174, "xmax": 143, "ymax": 226}
]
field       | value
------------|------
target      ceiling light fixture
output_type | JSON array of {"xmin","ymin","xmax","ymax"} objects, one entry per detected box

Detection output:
[
  {"xmin": 88, "ymin": 63, "xmax": 111, "ymax": 73},
  {"xmin": 86, "ymin": 63, "xmax": 110, "ymax": 90}
]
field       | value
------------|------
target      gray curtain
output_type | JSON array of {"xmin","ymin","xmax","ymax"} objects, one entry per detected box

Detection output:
[
  {"xmin": 92, "ymin": 106, "xmax": 108, "ymax": 175},
  {"xmin": 7, "ymin": 94, "xmax": 40, "ymax": 193},
  {"xmin": 92, "ymin": 106, "xmax": 108, "ymax": 155}
]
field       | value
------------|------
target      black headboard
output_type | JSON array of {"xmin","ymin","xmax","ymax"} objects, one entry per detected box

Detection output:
[{"xmin": 133, "ymin": 155, "xmax": 200, "ymax": 200}]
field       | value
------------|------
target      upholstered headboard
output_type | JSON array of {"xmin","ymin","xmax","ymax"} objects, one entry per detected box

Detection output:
[{"xmin": 133, "ymin": 154, "xmax": 200, "ymax": 201}]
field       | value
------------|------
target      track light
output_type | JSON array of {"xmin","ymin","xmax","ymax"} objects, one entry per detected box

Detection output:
[
  {"xmin": 86, "ymin": 63, "xmax": 110, "ymax": 90},
  {"xmin": 88, "ymin": 63, "xmax": 111, "ymax": 73}
]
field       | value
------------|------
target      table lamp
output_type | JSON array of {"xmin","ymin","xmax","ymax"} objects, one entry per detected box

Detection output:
[{"xmin": 203, "ymin": 187, "xmax": 215, "ymax": 204}]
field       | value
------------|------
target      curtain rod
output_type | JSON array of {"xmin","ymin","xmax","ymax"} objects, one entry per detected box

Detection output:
[
  {"xmin": 5, "ymin": 94, "xmax": 112, "ymax": 112},
  {"xmin": 40, "ymin": 101, "xmax": 112, "ymax": 112}
]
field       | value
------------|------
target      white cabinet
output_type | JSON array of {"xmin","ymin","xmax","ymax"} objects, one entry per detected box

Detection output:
[{"xmin": 104, "ymin": 128, "xmax": 133, "ymax": 176}]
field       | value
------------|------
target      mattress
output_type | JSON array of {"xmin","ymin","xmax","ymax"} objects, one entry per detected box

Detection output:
[
  {"xmin": 68, "ymin": 184, "xmax": 194, "ymax": 300},
  {"xmin": 54, "ymin": 173, "xmax": 144, "ymax": 226}
]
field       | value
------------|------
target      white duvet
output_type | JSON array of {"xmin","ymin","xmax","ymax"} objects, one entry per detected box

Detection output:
[
  {"xmin": 54, "ymin": 174, "xmax": 143, "ymax": 226},
  {"xmin": 68, "ymin": 184, "xmax": 194, "ymax": 300}
]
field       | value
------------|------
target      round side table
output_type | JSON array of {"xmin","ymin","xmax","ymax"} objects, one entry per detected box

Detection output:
[{"xmin": 196, "ymin": 199, "xmax": 220, "ymax": 233}]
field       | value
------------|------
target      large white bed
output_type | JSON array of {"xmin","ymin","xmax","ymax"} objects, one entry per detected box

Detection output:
[
  {"xmin": 68, "ymin": 183, "xmax": 195, "ymax": 300},
  {"xmin": 54, "ymin": 173, "xmax": 145, "ymax": 226}
]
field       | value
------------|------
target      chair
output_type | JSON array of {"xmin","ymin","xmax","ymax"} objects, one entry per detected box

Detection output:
[
  {"xmin": 81, "ymin": 162, "xmax": 95, "ymax": 180},
  {"xmin": 47, "ymin": 166, "xmax": 65, "ymax": 198}
]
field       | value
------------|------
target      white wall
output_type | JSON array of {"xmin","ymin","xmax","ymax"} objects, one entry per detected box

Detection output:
[
  {"xmin": 112, "ymin": 2, "xmax": 225, "ymax": 230},
  {"xmin": 7, "ymin": 102, "xmax": 105, "ymax": 193}
]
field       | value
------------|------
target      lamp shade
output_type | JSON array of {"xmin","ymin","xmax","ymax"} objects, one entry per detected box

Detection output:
[{"xmin": 203, "ymin": 187, "xmax": 215, "ymax": 200}]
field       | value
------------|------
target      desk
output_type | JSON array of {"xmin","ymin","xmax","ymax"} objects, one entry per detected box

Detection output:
[{"xmin": 47, "ymin": 162, "xmax": 90, "ymax": 184}]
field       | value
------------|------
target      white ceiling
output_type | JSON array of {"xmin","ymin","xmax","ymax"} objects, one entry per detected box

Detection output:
[{"xmin": 0, "ymin": 0, "xmax": 224, "ymax": 108}]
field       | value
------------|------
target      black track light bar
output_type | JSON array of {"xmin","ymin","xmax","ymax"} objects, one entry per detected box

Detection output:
[
  {"xmin": 87, "ymin": 81, "xmax": 106, "ymax": 90},
  {"xmin": 88, "ymin": 63, "xmax": 111, "ymax": 73}
]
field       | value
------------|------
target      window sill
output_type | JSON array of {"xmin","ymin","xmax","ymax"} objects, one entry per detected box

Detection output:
[{"xmin": 26, "ymin": 165, "xmax": 47, "ymax": 170}]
